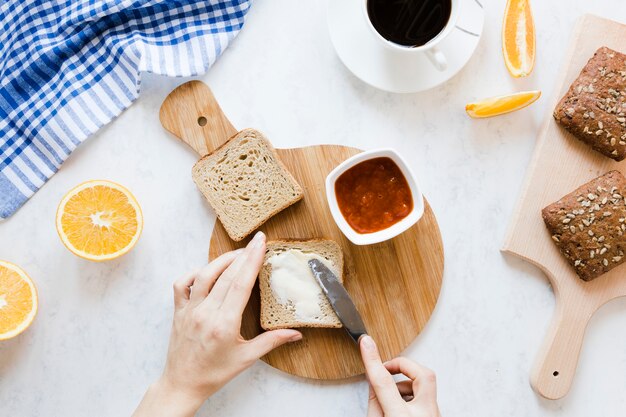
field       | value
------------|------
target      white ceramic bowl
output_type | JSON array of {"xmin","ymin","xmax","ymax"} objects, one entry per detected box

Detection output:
[{"xmin": 325, "ymin": 149, "xmax": 424, "ymax": 245}]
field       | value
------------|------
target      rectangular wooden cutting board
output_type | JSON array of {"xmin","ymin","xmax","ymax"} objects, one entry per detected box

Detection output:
[{"xmin": 502, "ymin": 14, "xmax": 626, "ymax": 400}]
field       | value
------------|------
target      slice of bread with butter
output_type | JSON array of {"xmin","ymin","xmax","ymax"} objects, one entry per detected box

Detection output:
[{"xmin": 260, "ymin": 239, "xmax": 344, "ymax": 330}]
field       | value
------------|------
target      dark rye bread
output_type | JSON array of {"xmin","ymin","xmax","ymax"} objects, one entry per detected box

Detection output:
[
  {"xmin": 542, "ymin": 171, "xmax": 626, "ymax": 281},
  {"xmin": 260, "ymin": 239, "xmax": 344, "ymax": 330},
  {"xmin": 192, "ymin": 129, "xmax": 304, "ymax": 242},
  {"xmin": 554, "ymin": 47, "xmax": 626, "ymax": 161}
]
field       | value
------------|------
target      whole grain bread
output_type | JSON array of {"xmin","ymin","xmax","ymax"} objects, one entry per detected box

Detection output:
[
  {"xmin": 542, "ymin": 170, "xmax": 626, "ymax": 281},
  {"xmin": 553, "ymin": 47, "xmax": 626, "ymax": 161},
  {"xmin": 192, "ymin": 129, "xmax": 303, "ymax": 241},
  {"xmin": 260, "ymin": 239, "xmax": 344, "ymax": 330}
]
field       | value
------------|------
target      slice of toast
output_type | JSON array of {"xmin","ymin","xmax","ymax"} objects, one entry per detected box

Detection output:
[
  {"xmin": 192, "ymin": 129, "xmax": 304, "ymax": 242},
  {"xmin": 260, "ymin": 239, "xmax": 344, "ymax": 330}
]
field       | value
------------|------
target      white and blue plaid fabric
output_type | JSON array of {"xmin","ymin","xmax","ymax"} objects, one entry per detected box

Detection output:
[{"xmin": 0, "ymin": 0, "xmax": 251, "ymax": 219}]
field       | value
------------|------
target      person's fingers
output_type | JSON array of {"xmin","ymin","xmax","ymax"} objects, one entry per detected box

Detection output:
[
  {"xmin": 396, "ymin": 380, "xmax": 413, "ymax": 397},
  {"xmin": 384, "ymin": 357, "xmax": 431, "ymax": 380},
  {"xmin": 203, "ymin": 232, "xmax": 265, "ymax": 310},
  {"xmin": 189, "ymin": 250, "xmax": 242, "ymax": 304},
  {"xmin": 221, "ymin": 233, "xmax": 266, "ymax": 318},
  {"xmin": 359, "ymin": 336, "xmax": 403, "ymax": 412},
  {"xmin": 244, "ymin": 329, "xmax": 302, "ymax": 361},
  {"xmin": 411, "ymin": 368, "xmax": 438, "ymax": 406},
  {"xmin": 366, "ymin": 383, "xmax": 384, "ymax": 417},
  {"xmin": 384, "ymin": 357, "xmax": 438, "ymax": 404},
  {"xmin": 172, "ymin": 271, "xmax": 196, "ymax": 310}
]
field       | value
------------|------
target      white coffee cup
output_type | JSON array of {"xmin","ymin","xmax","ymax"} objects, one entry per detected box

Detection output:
[{"xmin": 362, "ymin": 0, "xmax": 459, "ymax": 71}]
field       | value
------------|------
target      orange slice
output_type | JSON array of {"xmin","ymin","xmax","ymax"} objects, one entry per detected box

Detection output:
[
  {"xmin": 0, "ymin": 261, "xmax": 38, "ymax": 340},
  {"xmin": 502, "ymin": 0, "xmax": 535, "ymax": 77},
  {"xmin": 466, "ymin": 90, "xmax": 541, "ymax": 118},
  {"xmin": 56, "ymin": 180, "xmax": 143, "ymax": 261}
]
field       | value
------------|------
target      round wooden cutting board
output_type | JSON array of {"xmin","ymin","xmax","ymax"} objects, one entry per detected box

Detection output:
[{"xmin": 160, "ymin": 81, "xmax": 444, "ymax": 380}]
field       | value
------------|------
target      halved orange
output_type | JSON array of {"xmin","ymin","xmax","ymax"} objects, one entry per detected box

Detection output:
[
  {"xmin": 466, "ymin": 90, "xmax": 541, "ymax": 118},
  {"xmin": 56, "ymin": 180, "xmax": 143, "ymax": 261},
  {"xmin": 0, "ymin": 261, "xmax": 38, "ymax": 340},
  {"xmin": 502, "ymin": 0, "xmax": 535, "ymax": 77}
]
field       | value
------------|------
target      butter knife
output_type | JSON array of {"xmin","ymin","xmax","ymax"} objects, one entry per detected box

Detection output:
[{"xmin": 308, "ymin": 259, "xmax": 368, "ymax": 343}]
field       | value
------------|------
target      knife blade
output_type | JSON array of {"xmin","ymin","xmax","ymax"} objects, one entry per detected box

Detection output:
[{"xmin": 308, "ymin": 259, "xmax": 367, "ymax": 344}]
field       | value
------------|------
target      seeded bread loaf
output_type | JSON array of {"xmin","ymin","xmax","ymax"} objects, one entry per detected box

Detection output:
[
  {"xmin": 553, "ymin": 47, "xmax": 626, "ymax": 161},
  {"xmin": 542, "ymin": 170, "xmax": 626, "ymax": 281},
  {"xmin": 192, "ymin": 129, "xmax": 303, "ymax": 241},
  {"xmin": 260, "ymin": 239, "xmax": 344, "ymax": 330}
]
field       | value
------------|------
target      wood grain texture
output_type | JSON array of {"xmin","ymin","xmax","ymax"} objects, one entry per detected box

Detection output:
[
  {"xmin": 160, "ymin": 80, "xmax": 237, "ymax": 155},
  {"xmin": 210, "ymin": 146, "xmax": 444, "ymax": 379},
  {"xmin": 159, "ymin": 80, "xmax": 445, "ymax": 380},
  {"xmin": 502, "ymin": 15, "xmax": 626, "ymax": 400}
]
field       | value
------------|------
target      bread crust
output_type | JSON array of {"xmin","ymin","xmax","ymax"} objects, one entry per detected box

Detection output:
[
  {"xmin": 542, "ymin": 170, "xmax": 626, "ymax": 281},
  {"xmin": 554, "ymin": 47, "xmax": 626, "ymax": 161}
]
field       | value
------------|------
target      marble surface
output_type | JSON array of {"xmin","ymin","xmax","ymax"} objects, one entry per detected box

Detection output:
[{"xmin": 2, "ymin": 1, "xmax": 626, "ymax": 416}]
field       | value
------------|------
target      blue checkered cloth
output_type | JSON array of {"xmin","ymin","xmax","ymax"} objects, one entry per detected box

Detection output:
[{"xmin": 0, "ymin": 0, "xmax": 251, "ymax": 219}]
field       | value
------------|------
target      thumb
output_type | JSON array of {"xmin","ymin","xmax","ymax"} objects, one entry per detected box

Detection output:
[{"xmin": 246, "ymin": 329, "xmax": 303, "ymax": 360}]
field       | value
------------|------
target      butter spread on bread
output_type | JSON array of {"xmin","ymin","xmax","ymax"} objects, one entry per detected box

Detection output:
[
  {"xmin": 260, "ymin": 239, "xmax": 344, "ymax": 330},
  {"xmin": 267, "ymin": 249, "xmax": 338, "ymax": 321}
]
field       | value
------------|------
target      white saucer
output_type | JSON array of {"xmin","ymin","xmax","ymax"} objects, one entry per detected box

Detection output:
[{"xmin": 328, "ymin": 0, "xmax": 485, "ymax": 93}]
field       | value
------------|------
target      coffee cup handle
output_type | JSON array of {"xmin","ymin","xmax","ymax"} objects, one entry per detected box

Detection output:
[{"xmin": 426, "ymin": 47, "xmax": 447, "ymax": 71}]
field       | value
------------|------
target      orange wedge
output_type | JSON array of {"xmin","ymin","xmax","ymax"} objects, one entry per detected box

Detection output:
[
  {"xmin": 56, "ymin": 180, "xmax": 143, "ymax": 261},
  {"xmin": 502, "ymin": 0, "xmax": 535, "ymax": 77},
  {"xmin": 466, "ymin": 90, "xmax": 541, "ymax": 118},
  {"xmin": 0, "ymin": 261, "xmax": 38, "ymax": 340}
]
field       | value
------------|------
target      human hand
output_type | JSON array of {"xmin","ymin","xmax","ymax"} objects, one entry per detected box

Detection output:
[
  {"xmin": 134, "ymin": 231, "xmax": 302, "ymax": 417},
  {"xmin": 360, "ymin": 336, "xmax": 441, "ymax": 417}
]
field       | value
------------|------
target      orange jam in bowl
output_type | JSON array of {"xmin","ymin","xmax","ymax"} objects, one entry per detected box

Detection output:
[{"xmin": 334, "ymin": 157, "xmax": 413, "ymax": 234}]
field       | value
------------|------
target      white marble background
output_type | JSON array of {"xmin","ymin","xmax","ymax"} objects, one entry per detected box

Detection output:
[{"xmin": 2, "ymin": 0, "xmax": 626, "ymax": 416}]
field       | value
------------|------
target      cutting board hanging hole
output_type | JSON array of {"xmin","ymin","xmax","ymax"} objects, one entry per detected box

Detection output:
[
  {"xmin": 553, "ymin": 371, "xmax": 559, "ymax": 378},
  {"xmin": 197, "ymin": 116, "xmax": 207, "ymax": 126}
]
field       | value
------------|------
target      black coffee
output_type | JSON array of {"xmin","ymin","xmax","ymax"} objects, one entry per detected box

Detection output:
[{"xmin": 367, "ymin": 0, "xmax": 452, "ymax": 47}]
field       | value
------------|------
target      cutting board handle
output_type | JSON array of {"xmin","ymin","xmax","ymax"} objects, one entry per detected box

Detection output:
[
  {"xmin": 159, "ymin": 81, "xmax": 238, "ymax": 156},
  {"xmin": 530, "ymin": 296, "xmax": 595, "ymax": 400}
]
